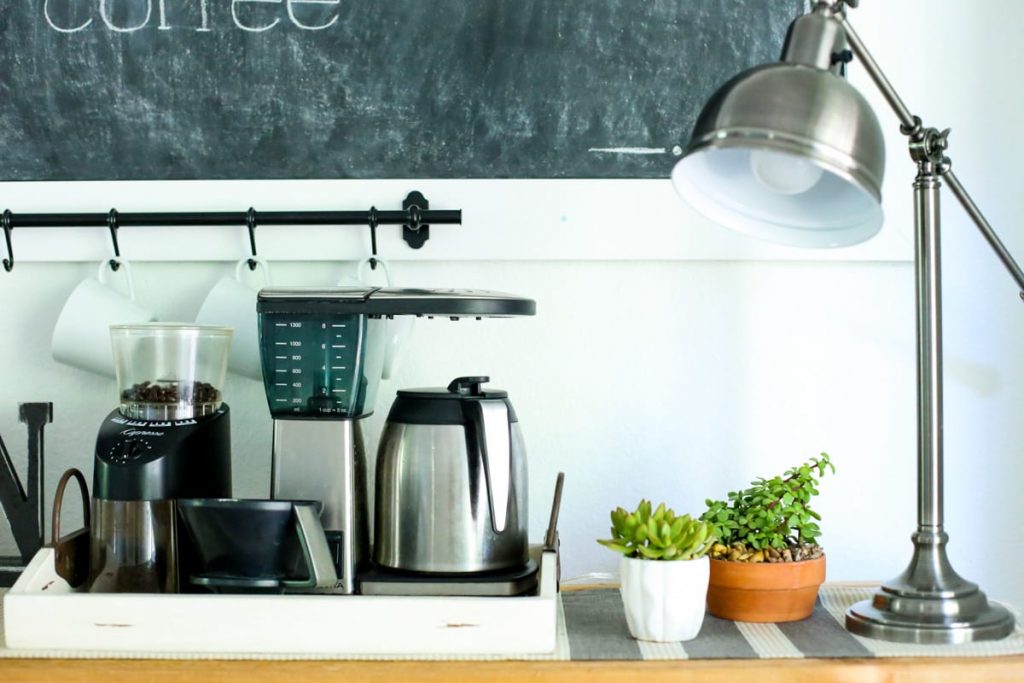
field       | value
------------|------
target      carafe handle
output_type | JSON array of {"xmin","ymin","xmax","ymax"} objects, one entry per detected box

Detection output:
[{"xmin": 466, "ymin": 399, "xmax": 512, "ymax": 534}]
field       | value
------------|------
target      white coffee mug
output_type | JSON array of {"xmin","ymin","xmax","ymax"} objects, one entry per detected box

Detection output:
[
  {"xmin": 52, "ymin": 260, "xmax": 158, "ymax": 377},
  {"xmin": 352, "ymin": 257, "xmax": 413, "ymax": 380},
  {"xmin": 196, "ymin": 259, "xmax": 271, "ymax": 380}
]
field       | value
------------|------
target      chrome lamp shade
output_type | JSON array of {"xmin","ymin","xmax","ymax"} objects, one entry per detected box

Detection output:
[
  {"xmin": 673, "ymin": 2, "xmax": 1020, "ymax": 644},
  {"xmin": 672, "ymin": 63, "xmax": 885, "ymax": 247}
]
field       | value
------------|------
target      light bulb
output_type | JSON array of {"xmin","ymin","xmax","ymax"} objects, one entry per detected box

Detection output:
[{"xmin": 750, "ymin": 149, "xmax": 824, "ymax": 195}]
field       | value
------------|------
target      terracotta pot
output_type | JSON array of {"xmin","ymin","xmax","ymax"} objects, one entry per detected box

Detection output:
[{"xmin": 707, "ymin": 555, "xmax": 825, "ymax": 622}]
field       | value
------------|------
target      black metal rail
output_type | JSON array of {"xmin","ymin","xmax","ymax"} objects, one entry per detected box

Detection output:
[{"xmin": 1, "ymin": 190, "xmax": 457, "ymax": 272}]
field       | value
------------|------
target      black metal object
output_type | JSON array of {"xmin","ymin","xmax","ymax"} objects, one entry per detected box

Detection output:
[
  {"xmin": 368, "ymin": 206, "xmax": 380, "ymax": 270},
  {"xmin": 107, "ymin": 208, "xmax": 122, "ymax": 271},
  {"xmin": 0, "ymin": 192, "xmax": 459, "ymax": 271},
  {"xmin": 831, "ymin": 48, "xmax": 854, "ymax": 77},
  {"xmin": 2, "ymin": 210, "xmax": 12, "ymax": 272},
  {"xmin": 246, "ymin": 207, "xmax": 258, "ymax": 271},
  {"xmin": 0, "ymin": 403, "xmax": 53, "ymax": 587},
  {"xmin": 403, "ymin": 191, "xmax": 430, "ymax": 249}
]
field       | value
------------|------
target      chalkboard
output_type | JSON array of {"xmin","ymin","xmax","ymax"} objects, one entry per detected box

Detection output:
[{"xmin": 0, "ymin": 1, "xmax": 805, "ymax": 180}]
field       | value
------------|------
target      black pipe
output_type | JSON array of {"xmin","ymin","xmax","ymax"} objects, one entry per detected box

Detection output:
[
  {"xmin": 5, "ymin": 209, "xmax": 461, "ymax": 229},
  {"xmin": 0, "ymin": 192, "xmax": 458, "ymax": 271}
]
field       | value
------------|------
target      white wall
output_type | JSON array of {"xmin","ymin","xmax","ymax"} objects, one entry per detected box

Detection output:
[{"xmin": 1, "ymin": 0, "xmax": 1023, "ymax": 612}]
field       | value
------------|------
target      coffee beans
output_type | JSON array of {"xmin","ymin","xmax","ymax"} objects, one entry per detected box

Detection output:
[{"xmin": 121, "ymin": 380, "xmax": 221, "ymax": 405}]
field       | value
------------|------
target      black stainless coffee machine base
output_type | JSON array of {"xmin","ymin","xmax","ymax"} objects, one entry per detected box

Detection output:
[{"xmin": 358, "ymin": 560, "xmax": 539, "ymax": 597}]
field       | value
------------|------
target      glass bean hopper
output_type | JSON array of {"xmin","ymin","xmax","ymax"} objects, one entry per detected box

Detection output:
[{"xmin": 112, "ymin": 324, "xmax": 233, "ymax": 421}]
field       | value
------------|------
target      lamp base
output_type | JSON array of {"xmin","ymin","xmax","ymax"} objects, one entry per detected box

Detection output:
[{"xmin": 845, "ymin": 530, "xmax": 1015, "ymax": 644}]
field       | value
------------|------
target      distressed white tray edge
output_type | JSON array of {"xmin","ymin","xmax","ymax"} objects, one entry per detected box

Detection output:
[{"xmin": 4, "ymin": 546, "xmax": 559, "ymax": 655}]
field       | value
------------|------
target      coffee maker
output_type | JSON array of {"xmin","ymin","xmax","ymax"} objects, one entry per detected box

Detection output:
[
  {"xmin": 90, "ymin": 324, "xmax": 233, "ymax": 593},
  {"xmin": 256, "ymin": 287, "xmax": 535, "ymax": 593}
]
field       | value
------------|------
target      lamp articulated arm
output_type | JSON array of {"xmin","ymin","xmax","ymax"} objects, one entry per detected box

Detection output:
[{"xmin": 825, "ymin": 2, "xmax": 1024, "ymax": 301}]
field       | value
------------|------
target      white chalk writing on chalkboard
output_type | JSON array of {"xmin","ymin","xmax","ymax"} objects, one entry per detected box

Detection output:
[{"xmin": 43, "ymin": 0, "xmax": 339, "ymax": 32}]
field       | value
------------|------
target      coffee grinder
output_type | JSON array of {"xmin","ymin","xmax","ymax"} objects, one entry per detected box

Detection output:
[
  {"xmin": 90, "ymin": 324, "xmax": 233, "ymax": 593},
  {"xmin": 257, "ymin": 287, "xmax": 535, "ymax": 593}
]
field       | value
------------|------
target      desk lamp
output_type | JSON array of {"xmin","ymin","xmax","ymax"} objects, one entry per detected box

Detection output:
[{"xmin": 672, "ymin": 0, "xmax": 1021, "ymax": 643}]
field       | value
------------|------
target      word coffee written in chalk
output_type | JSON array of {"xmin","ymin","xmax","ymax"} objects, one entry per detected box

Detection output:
[{"xmin": 43, "ymin": 0, "xmax": 340, "ymax": 33}]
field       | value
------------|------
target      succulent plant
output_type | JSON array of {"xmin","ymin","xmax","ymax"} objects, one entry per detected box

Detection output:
[
  {"xmin": 701, "ymin": 452, "xmax": 834, "ymax": 562},
  {"xmin": 598, "ymin": 500, "xmax": 716, "ymax": 561}
]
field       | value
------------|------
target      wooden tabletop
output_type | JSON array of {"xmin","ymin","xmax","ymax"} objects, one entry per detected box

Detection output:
[{"xmin": 1, "ymin": 655, "xmax": 1023, "ymax": 683}]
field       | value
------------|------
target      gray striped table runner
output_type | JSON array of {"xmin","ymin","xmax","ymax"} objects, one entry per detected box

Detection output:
[{"xmin": 562, "ymin": 585, "xmax": 1024, "ymax": 660}]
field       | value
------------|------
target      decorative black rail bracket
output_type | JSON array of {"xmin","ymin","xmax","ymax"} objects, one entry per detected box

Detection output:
[{"xmin": 403, "ymin": 190, "xmax": 430, "ymax": 249}]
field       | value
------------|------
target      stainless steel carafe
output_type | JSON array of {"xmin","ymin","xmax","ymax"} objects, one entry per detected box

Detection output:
[{"xmin": 374, "ymin": 376, "xmax": 528, "ymax": 574}]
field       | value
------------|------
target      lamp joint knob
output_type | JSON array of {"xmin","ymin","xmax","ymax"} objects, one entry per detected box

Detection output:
[
  {"xmin": 909, "ymin": 126, "xmax": 951, "ymax": 164},
  {"xmin": 830, "ymin": 49, "xmax": 853, "ymax": 65}
]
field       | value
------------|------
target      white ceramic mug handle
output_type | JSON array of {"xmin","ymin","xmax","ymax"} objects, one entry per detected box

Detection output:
[
  {"xmin": 96, "ymin": 259, "xmax": 137, "ymax": 301},
  {"xmin": 235, "ymin": 258, "xmax": 272, "ymax": 287},
  {"xmin": 356, "ymin": 256, "xmax": 392, "ymax": 286}
]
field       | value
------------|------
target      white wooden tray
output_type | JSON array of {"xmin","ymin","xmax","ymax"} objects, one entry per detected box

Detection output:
[{"xmin": 3, "ymin": 546, "xmax": 558, "ymax": 655}]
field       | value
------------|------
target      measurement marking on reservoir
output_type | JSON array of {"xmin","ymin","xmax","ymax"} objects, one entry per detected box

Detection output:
[
  {"xmin": 275, "ymin": 369, "xmax": 287, "ymax": 373},
  {"xmin": 332, "ymin": 389, "xmax": 348, "ymax": 393},
  {"xmin": 275, "ymin": 342, "xmax": 288, "ymax": 346},
  {"xmin": 331, "ymin": 345, "xmax": 347, "ymax": 349},
  {"xmin": 331, "ymin": 366, "xmax": 347, "ymax": 370},
  {"xmin": 275, "ymin": 356, "xmax": 287, "ymax": 360},
  {"xmin": 275, "ymin": 323, "xmax": 287, "ymax": 327},
  {"xmin": 331, "ymin": 324, "xmax": 346, "ymax": 328}
]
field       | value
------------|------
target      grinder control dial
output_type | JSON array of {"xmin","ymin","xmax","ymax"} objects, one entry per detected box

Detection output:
[{"xmin": 107, "ymin": 437, "xmax": 153, "ymax": 464}]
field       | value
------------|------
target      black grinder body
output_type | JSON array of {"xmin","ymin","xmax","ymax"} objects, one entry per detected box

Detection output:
[{"xmin": 93, "ymin": 406, "xmax": 232, "ymax": 502}]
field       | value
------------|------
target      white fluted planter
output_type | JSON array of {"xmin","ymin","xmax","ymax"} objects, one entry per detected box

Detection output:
[{"xmin": 619, "ymin": 555, "xmax": 709, "ymax": 642}]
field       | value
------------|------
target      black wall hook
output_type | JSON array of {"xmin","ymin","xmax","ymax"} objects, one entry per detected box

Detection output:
[
  {"xmin": 2, "ymin": 210, "xmax": 12, "ymax": 273},
  {"xmin": 106, "ymin": 209, "xmax": 121, "ymax": 272},
  {"xmin": 368, "ymin": 206, "xmax": 379, "ymax": 270},
  {"xmin": 246, "ymin": 207, "xmax": 258, "ymax": 271}
]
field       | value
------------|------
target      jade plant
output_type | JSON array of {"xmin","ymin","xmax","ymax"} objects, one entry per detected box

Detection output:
[
  {"xmin": 598, "ymin": 500, "xmax": 716, "ymax": 561},
  {"xmin": 701, "ymin": 453, "xmax": 834, "ymax": 563}
]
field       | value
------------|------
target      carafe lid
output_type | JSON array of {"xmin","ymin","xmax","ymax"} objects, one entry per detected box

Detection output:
[{"xmin": 388, "ymin": 377, "xmax": 517, "ymax": 425}]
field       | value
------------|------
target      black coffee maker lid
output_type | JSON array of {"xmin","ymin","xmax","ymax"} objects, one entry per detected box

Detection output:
[
  {"xmin": 389, "ymin": 377, "xmax": 518, "ymax": 425},
  {"xmin": 258, "ymin": 288, "xmax": 535, "ymax": 317}
]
